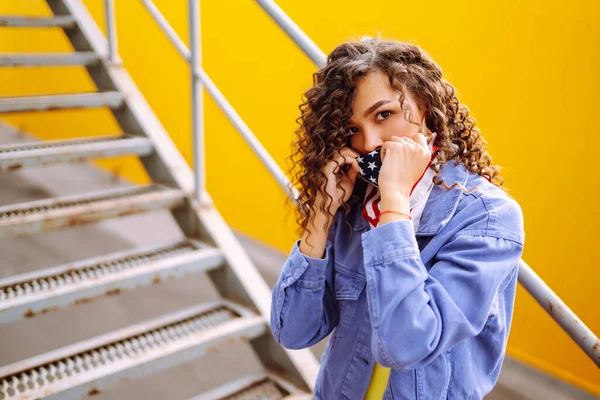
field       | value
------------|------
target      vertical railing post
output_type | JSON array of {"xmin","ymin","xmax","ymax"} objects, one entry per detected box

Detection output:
[
  {"xmin": 104, "ymin": 0, "xmax": 118, "ymax": 63},
  {"xmin": 188, "ymin": 0, "xmax": 205, "ymax": 202}
]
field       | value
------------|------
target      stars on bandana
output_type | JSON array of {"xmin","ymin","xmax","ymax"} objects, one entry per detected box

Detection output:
[{"xmin": 356, "ymin": 148, "xmax": 382, "ymax": 188}]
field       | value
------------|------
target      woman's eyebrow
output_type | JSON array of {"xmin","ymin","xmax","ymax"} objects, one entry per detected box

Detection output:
[{"xmin": 363, "ymin": 100, "xmax": 392, "ymax": 118}]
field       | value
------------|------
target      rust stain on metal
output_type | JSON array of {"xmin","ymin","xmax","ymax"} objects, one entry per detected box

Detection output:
[
  {"xmin": 105, "ymin": 288, "xmax": 121, "ymax": 296},
  {"xmin": 39, "ymin": 306, "xmax": 58, "ymax": 315},
  {"xmin": 87, "ymin": 387, "xmax": 100, "ymax": 396},
  {"xmin": 73, "ymin": 297, "xmax": 93, "ymax": 305},
  {"xmin": 547, "ymin": 301, "xmax": 554, "ymax": 313},
  {"xmin": 205, "ymin": 337, "xmax": 242, "ymax": 353},
  {"xmin": 593, "ymin": 341, "xmax": 599, "ymax": 351},
  {"xmin": 152, "ymin": 275, "xmax": 162, "ymax": 285},
  {"xmin": 70, "ymin": 288, "xmax": 125, "ymax": 307},
  {"xmin": 7, "ymin": 164, "xmax": 23, "ymax": 172},
  {"xmin": 23, "ymin": 306, "xmax": 59, "ymax": 318}
]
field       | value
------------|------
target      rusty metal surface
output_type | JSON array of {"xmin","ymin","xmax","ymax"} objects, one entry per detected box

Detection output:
[
  {"xmin": 0, "ymin": 300, "xmax": 266, "ymax": 400},
  {"xmin": 0, "ymin": 239, "xmax": 224, "ymax": 325},
  {"xmin": 189, "ymin": 374, "xmax": 288, "ymax": 400},
  {"xmin": 518, "ymin": 260, "xmax": 600, "ymax": 367},
  {"xmin": 189, "ymin": 371, "xmax": 314, "ymax": 400},
  {"xmin": 0, "ymin": 135, "xmax": 153, "ymax": 171},
  {"xmin": 0, "ymin": 92, "xmax": 124, "ymax": 114},
  {"xmin": 0, "ymin": 53, "xmax": 99, "ymax": 67},
  {"xmin": 0, "ymin": 16, "xmax": 76, "ymax": 28},
  {"xmin": 0, "ymin": 184, "xmax": 185, "ymax": 238}
]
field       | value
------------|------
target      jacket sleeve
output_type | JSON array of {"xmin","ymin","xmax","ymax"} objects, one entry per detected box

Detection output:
[
  {"xmin": 363, "ymin": 214, "xmax": 524, "ymax": 370},
  {"xmin": 270, "ymin": 227, "xmax": 339, "ymax": 349}
]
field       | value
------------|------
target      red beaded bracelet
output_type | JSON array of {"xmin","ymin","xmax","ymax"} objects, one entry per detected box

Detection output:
[{"xmin": 380, "ymin": 210, "xmax": 412, "ymax": 220}]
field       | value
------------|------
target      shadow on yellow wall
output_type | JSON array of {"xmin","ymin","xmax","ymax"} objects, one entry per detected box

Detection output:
[{"xmin": 0, "ymin": 0, "xmax": 598, "ymax": 394}]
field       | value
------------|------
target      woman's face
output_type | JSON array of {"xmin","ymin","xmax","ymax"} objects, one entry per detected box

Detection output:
[{"xmin": 348, "ymin": 71, "xmax": 425, "ymax": 154}]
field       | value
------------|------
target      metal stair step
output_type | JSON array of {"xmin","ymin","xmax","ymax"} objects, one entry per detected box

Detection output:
[
  {"xmin": 0, "ymin": 92, "xmax": 124, "ymax": 114},
  {"xmin": 189, "ymin": 373, "xmax": 312, "ymax": 400},
  {"xmin": 0, "ymin": 53, "xmax": 100, "ymax": 67},
  {"xmin": 0, "ymin": 239, "xmax": 224, "ymax": 325},
  {"xmin": 0, "ymin": 16, "xmax": 76, "ymax": 28},
  {"xmin": 0, "ymin": 135, "xmax": 153, "ymax": 171},
  {"xmin": 0, "ymin": 301, "xmax": 266, "ymax": 400},
  {"xmin": 0, "ymin": 184, "xmax": 185, "ymax": 238}
]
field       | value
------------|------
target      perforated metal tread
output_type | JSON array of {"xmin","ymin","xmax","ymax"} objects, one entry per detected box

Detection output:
[
  {"xmin": 0, "ymin": 184, "xmax": 185, "ymax": 238},
  {"xmin": 0, "ymin": 300, "xmax": 266, "ymax": 400},
  {"xmin": 190, "ymin": 373, "xmax": 312, "ymax": 400},
  {"xmin": 0, "ymin": 16, "xmax": 76, "ymax": 28},
  {"xmin": 0, "ymin": 134, "xmax": 153, "ymax": 171},
  {"xmin": 0, "ymin": 239, "xmax": 224, "ymax": 325},
  {"xmin": 0, "ymin": 92, "xmax": 124, "ymax": 114},
  {"xmin": 0, "ymin": 53, "xmax": 100, "ymax": 67}
]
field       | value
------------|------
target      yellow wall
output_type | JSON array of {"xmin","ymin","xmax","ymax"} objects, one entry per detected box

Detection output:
[{"xmin": 1, "ymin": 0, "xmax": 598, "ymax": 394}]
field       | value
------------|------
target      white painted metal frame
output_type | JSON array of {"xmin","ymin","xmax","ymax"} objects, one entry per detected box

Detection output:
[
  {"xmin": 0, "ymin": 52, "xmax": 99, "ymax": 67},
  {"xmin": 140, "ymin": 0, "xmax": 299, "ymax": 202},
  {"xmin": 0, "ymin": 301, "xmax": 265, "ymax": 400},
  {"xmin": 0, "ymin": 184, "xmax": 184, "ymax": 238},
  {"xmin": 49, "ymin": 0, "xmax": 320, "ymax": 390},
  {"xmin": 0, "ymin": 135, "xmax": 152, "ymax": 171},
  {"xmin": 0, "ymin": 240, "xmax": 224, "ymax": 325}
]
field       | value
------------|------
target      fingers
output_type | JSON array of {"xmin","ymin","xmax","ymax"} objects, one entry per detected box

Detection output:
[
  {"xmin": 340, "ymin": 147, "xmax": 360, "ymax": 158},
  {"xmin": 381, "ymin": 140, "xmax": 402, "ymax": 161},
  {"xmin": 382, "ymin": 136, "xmax": 408, "ymax": 161},
  {"xmin": 381, "ymin": 133, "xmax": 431, "ymax": 162},
  {"xmin": 414, "ymin": 132, "xmax": 428, "ymax": 148},
  {"xmin": 347, "ymin": 166, "xmax": 359, "ymax": 185},
  {"xmin": 325, "ymin": 148, "xmax": 360, "ymax": 175}
]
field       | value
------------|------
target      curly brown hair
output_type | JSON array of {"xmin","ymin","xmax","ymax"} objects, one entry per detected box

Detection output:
[{"xmin": 289, "ymin": 37, "xmax": 503, "ymax": 234}]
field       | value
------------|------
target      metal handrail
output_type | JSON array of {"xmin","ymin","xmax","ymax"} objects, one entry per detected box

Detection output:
[
  {"xmin": 255, "ymin": 0, "xmax": 600, "ymax": 368},
  {"xmin": 518, "ymin": 261, "xmax": 600, "ymax": 365},
  {"xmin": 139, "ymin": 0, "xmax": 298, "ymax": 202},
  {"xmin": 255, "ymin": 0, "xmax": 327, "ymax": 68},
  {"xmin": 188, "ymin": 0, "xmax": 205, "ymax": 202},
  {"xmin": 103, "ymin": 0, "xmax": 117, "ymax": 64}
]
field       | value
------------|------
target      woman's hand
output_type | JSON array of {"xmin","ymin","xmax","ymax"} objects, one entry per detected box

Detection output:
[
  {"xmin": 314, "ymin": 147, "xmax": 361, "ymax": 217},
  {"xmin": 300, "ymin": 147, "xmax": 360, "ymax": 258},
  {"xmin": 379, "ymin": 133, "xmax": 431, "ymax": 211}
]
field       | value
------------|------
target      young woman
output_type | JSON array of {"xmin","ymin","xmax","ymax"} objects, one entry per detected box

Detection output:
[{"xmin": 270, "ymin": 37, "xmax": 525, "ymax": 399}]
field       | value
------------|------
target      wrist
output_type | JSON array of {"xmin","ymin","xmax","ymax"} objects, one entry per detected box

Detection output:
[
  {"xmin": 379, "ymin": 211, "xmax": 411, "ymax": 226},
  {"xmin": 308, "ymin": 208, "xmax": 335, "ymax": 232},
  {"xmin": 314, "ymin": 194, "xmax": 340, "ymax": 220},
  {"xmin": 380, "ymin": 192, "xmax": 410, "ymax": 213},
  {"xmin": 301, "ymin": 210, "xmax": 334, "ymax": 259}
]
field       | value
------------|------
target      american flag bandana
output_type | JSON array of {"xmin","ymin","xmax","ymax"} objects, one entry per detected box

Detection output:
[{"xmin": 360, "ymin": 134, "xmax": 438, "ymax": 231}]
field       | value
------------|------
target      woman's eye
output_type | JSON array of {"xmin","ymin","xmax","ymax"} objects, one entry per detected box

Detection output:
[
  {"xmin": 348, "ymin": 127, "xmax": 359, "ymax": 135},
  {"xmin": 376, "ymin": 111, "xmax": 392, "ymax": 121}
]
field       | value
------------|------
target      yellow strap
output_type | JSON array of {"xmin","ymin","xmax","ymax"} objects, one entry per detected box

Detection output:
[{"xmin": 364, "ymin": 363, "xmax": 391, "ymax": 399}]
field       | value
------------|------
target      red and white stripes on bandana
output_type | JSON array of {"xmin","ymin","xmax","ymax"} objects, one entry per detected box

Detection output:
[{"xmin": 362, "ymin": 134, "xmax": 438, "ymax": 231}]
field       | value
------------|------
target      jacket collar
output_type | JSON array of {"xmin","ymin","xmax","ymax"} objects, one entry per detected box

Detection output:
[{"xmin": 351, "ymin": 161, "xmax": 468, "ymax": 236}]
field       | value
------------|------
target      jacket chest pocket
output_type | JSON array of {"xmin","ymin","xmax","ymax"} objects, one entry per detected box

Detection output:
[{"xmin": 333, "ymin": 269, "xmax": 366, "ymax": 338}]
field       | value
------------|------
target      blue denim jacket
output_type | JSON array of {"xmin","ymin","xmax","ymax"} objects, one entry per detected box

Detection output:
[{"xmin": 270, "ymin": 162, "xmax": 525, "ymax": 399}]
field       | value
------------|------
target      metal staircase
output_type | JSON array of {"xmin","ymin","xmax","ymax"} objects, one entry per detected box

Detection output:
[
  {"xmin": 0, "ymin": 1, "xmax": 317, "ymax": 399},
  {"xmin": 1, "ymin": 0, "xmax": 598, "ymax": 399}
]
